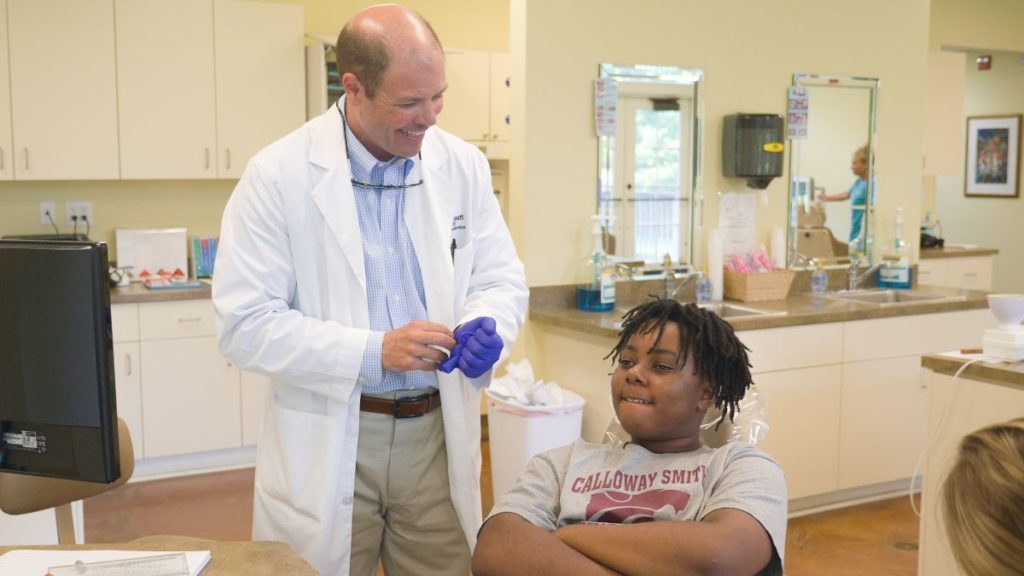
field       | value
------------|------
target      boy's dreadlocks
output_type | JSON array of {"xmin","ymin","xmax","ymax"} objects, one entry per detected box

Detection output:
[{"xmin": 606, "ymin": 298, "xmax": 753, "ymax": 429}]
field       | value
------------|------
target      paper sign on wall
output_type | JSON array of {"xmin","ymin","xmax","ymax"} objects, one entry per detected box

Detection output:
[
  {"xmin": 594, "ymin": 78, "xmax": 618, "ymax": 137},
  {"xmin": 718, "ymin": 192, "xmax": 757, "ymax": 255},
  {"xmin": 787, "ymin": 85, "xmax": 809, "ymax": 140}
]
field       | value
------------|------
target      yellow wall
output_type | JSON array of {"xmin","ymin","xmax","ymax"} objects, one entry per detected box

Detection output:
[
  {"xmin": 930, "ymin": 0, "xmax": 1024, "ymax": 52},
  {"xmin": 513, "ymin": 0, "xmax": 931, "ymax": 286}
]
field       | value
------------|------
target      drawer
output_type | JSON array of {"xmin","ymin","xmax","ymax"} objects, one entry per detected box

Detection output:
[
  {"xmin": 946, "ymin": 256, "xmax": 993, "ymax": 291},
  {"xmin": 842, "ymin": 309, "xmax": 994, "ymax": 361},
  {"xmin": 916, "ymin": 259, "xmax": 946, "ymax": 286},
  {"xmin": 111, "ymin": 303, "xmax": 139, "ymax": 343},
  {"xmin": 740, "ymin": 322, "xmax": 844, "ymax": 373},
  {"xmin": 139, "ymin": 300, "xmax": 217, "ymax": 340}
]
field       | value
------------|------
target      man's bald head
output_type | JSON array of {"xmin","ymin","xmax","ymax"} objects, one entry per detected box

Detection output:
[{"xmin": 336, "ymin": 4, "xmax": 443, "ymax": 99}]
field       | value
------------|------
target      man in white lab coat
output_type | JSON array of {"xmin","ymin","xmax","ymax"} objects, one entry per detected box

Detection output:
[{"xmin": 213, "ymin": 5, "xmax": 528, "ymax": 576}]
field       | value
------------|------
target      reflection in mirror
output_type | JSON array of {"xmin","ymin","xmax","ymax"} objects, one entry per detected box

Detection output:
[
  {"xmin": 787, "ymin": 74, "xmax": 879, "ymax": 269},
  {"xmin": 597, "ymin": 64, "xmax": 704, "ymax": 271}
]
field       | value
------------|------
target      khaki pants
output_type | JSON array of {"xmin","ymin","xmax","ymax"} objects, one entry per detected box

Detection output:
[{"xmin": 350, "ymin": 392, "xmax": 470, "ymax": 576}]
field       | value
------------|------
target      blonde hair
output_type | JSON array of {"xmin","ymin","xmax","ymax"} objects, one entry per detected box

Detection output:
[
  {"xmin": 853, "ymin": 145, "xmax": 869, "ymax": 164},
  {"xmin": 941, "ymin": 418, "xmax": 1024, "ymax": 576}
]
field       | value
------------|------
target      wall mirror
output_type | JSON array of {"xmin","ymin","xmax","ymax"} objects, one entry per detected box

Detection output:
[
  {"xmin": 787, "ymin": 73, "xmax": 879, "ymax": 268},
  {"xmin": 597, "ymin": 63, "xmax": 704, "ymax": 271}
]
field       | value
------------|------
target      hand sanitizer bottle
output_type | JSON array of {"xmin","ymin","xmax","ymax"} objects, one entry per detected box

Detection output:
[
  {"xmin": 696, "ymin": 268, "xmax": 713, "ymax": 306},
  {"xmin": 878, "ymin": 207, "xmax": 912, "ymax": 289},
  {"xmin": 577, "ymin": 216, "xmax": 615, "ymax": 311},
  {"xmin": 811, "ymin": 260, "xmax": 829, "ymax": 296}
]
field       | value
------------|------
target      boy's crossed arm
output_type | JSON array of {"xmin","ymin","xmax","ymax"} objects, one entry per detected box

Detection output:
[{"xmin": 473, "ymin": 508, "xmax": 771, "ymax": 576}]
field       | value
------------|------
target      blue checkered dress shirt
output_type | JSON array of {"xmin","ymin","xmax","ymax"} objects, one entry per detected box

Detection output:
[{"xmin": 343, "ymin": 111, "xmax": 438, "ymax": 394}]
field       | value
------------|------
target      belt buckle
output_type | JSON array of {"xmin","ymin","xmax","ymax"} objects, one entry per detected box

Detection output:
[{"xmin": 393, "ymin": 393, "xmax": 432, "ymax": 419}]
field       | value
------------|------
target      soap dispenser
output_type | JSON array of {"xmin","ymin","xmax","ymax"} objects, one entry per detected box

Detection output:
[
  {"xmin": 878, "ymin": 207, "xmax": 912, "ymax": 289},
  {"xmin": 577, "ymin": 216, "xmax": 616, "ymax": 311}
]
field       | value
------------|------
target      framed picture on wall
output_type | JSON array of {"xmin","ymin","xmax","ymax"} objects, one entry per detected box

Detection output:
[{"xmin": 964, "ymin": 114, "xmax": 1021, "ymax": 198}]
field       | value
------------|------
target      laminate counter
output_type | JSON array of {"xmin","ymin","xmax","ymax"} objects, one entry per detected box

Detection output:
[{"xmin": 110, "ymin": 282, "xmax": 211, "ymax": 304}]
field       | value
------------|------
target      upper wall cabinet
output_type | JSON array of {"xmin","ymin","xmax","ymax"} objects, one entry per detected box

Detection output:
[
  {"xmin": 214, "ymin": 0, "xmax": 305, "ymax": 179},
  {"xmin": 116, "ymin": 0, "xmax": 217, "ymax": 179},
  {"xmin": 8, "ymin": 0, "xmax": 120, "ymax": 180},
  {"xmin": 116, "ymin": 0, "xmax": 304, "ymax": 179},
  {"xmin": 438, "ymin": 50, "xmax": 511, "ymax": 158}
]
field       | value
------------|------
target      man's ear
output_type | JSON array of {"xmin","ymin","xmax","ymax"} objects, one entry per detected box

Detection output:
[
  {"xmin": 697, "ymin": 383, "xmax": 716, "ymax": 411},
  {"xmin": 341, "ymin": 72, "xmax": 363, "ymax": 101}
]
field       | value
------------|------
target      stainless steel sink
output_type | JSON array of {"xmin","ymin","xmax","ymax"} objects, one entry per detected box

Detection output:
[
  {"xmin": 827, "ymin": 289, "xmax": 966, "ymax": 306},
  {"xmin": 700, "ymin": 302, "xmax": 784, "ymax": 319}
]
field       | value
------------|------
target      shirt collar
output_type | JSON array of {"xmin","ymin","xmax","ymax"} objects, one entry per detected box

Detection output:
[{"xmin": 339, "ymin": 97, "xmax": 416, "ymax": 185}]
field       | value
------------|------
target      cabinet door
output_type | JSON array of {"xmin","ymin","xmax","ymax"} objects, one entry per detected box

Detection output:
[
  {"xmin": 115, "ymin": 0, "xmax": 216, "ymax": 179},
  {"xmin": 915, "ymin": 259, "xmax": 946, "ymax": 287},
  {"xmin": 946, "ymin": 256, "xmax": 993, "ymax": 291},
  {"xmin": 8, "ymin": 0, "xmax": 119, "ymax": 179},
  {"xmin": 839, "ymin": 357, "xmax": 928, "ymax": 488},
  {"xmin": 214, "ymin": 0, "xmax": 305, "ymax": 179},
  {"xmin": 751, "ymin": 365, "xmax": 842, "ymax": 499},
  {"xmin": 140, "ymin": 336, "xmax": 241, "ymax": 458},
  {"xmin": 0, "ymin": 1, "xmax": 12, "ymax": 181},
  {"xmin": 240, "ymin": 370, "xmax": 271, "ymax": 446},
  {"xmin": 439, "ymin": 50, "xmax": 490, "ymax": 142},
  {"xmin": 112, "ymin": 341, "xmax": 144, "ymax": 459},
  {"xmin": 489, "ymin": 53, "xmax": 511, "ymax": 141}
]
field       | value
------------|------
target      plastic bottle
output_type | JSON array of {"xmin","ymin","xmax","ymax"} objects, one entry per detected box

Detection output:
[
  {"xmin": 708, "ymin": 228, "xmax": 724, "ymax": 301},
  {"xmin": 878, "ymin": 207, "xmax": 912, "ymax": 289},
  {"xmin": 577, "ymin": 216, "xmax": 615, "ymax": 311},
  {"xmin": 811, "ymin": 260, "xmax": 828, "ymax": 296},
  {"xmin": 696, "ymin": 268, "xmax": 713, "ymax": 306}
]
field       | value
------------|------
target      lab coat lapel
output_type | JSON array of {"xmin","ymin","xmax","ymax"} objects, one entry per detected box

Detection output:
[
  {"xmin": 309, "ymin": 111, "xmax": 366, "ymax": 291},
  {"xmin": 406, "ymin": 139, "xmax": 454, "ymax": 328}
]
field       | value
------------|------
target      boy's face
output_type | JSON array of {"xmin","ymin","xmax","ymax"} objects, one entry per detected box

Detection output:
[{"xmin": 611, "ymin": 321, "xmax": 714, "ymax": 453}]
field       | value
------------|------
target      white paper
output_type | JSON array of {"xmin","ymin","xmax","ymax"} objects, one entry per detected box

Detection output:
[
  {"xmin": 787, "ymin": 85, "xmax": 809, "ymax": 140},
  {"xmin": 115, "ymin": 228, "xmax": 189, "ymax": 281},
  {"xmin": 0, "ymin": 549, "xmax": 211, "ymax": 576},
  {"xmin": 718, "ymin": 192, "xmax": 757, "ymax": 256},
  {"xmin": 594, "ymin": 78, "xmax": 618, "ymax": 137}
]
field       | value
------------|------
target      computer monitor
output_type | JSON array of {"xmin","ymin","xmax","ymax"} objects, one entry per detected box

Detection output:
[{"xmin": 0, "ymin": 240, "xmax": 120, "ymax": 484}]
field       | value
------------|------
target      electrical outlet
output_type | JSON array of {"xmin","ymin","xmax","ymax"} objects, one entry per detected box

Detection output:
[
  {"xmin": 39, "ymin": 201, "xmax": 57, "ymax": 226},
  {"xmin": 65, "ymin": 201, "xmax": 94, "ymax": 227}
]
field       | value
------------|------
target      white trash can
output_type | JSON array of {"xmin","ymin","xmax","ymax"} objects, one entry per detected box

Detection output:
[{"xmin": 486, "ymin": 388, "xmax": 585, "ymax": 502}]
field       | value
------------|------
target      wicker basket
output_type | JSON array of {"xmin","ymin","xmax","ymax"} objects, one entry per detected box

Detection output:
[{"xmin": 723, "ymin": 269, "xmax": 795, "ymax": 302}]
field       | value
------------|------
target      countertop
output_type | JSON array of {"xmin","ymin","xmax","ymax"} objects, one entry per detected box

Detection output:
[
  {"xmin": 110, "ymin": 282, "xmax": 211, "ymax": 304},
  {"xmin": 920, "ymin": 246, "xmax": 998, "ymax": 259},
  {"xmin": 921, "ymin": 353, "xmax": 1024, "ymax": 391},
  {"xmin": 530, "ymin": 283, "xmax": 990, "ymax": 337}
]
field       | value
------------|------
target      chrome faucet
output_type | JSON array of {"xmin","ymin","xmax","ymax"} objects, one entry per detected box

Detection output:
[
  {"xmin": 847, "ymin": 259, "xmax": 883, "ymax": 291},
  {"xmin": 665, "ymin": 270, "xmax": 702, "ymax": 300}
]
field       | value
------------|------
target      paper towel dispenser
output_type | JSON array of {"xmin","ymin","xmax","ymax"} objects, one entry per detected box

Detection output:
[{"xmin": 722, "ymin": 113, "xmax": 785, "ymax": 189}]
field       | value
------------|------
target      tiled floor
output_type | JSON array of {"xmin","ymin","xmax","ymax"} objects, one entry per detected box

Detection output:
[{"xmin": 85, "ymin": 440, "xmax": 920, "ymax": 575}]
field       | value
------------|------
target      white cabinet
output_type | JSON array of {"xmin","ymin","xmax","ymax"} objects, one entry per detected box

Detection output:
[
  {"xmin": 115, "ymin": 0, "xmax": 303, "ymax": 179},
  {"xmin": 439, "ymin": 50, "xmax": 510, "ymax": 157},
  {"xmin": 213, "ymin": 0, "xmax": 305, "ymax": 179},
  {"xmin": 111, "ymin": 304, "xmax": 143, "ymax": 458},
  {"xmin": 0, "ymin": 1, "xmax": 11, "ymax": 181},
  {"xmin": 138, "ymin": 300, "xmax": 240, "ymax": 458},
  {"xmin": 916, "ymin": 256, "xmax": 993, "ymax": 291},
  {"xmin": 115, "ymin": 0, "xmax": 217, "ymax": 179},
  {"xmin": 8, "ymin": 0, "xmax": 119, "ymax": 180},
  {"xmin": 752, "ymin": 365, "xmax": 842, "ymax": 499}
]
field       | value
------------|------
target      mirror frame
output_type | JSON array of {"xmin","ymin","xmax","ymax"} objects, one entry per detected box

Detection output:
[
  {"xmin": 597, "ymin": 63, "xmax": 705, "ymax": 269},
  {"xmin": 787, "ymin": 73, "xmax": 880, "ymax": 269}
]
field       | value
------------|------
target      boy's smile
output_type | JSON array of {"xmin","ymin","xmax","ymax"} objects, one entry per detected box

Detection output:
[{"xmin": 612, "ymin": 321, "xmax": 714, "ymax": 453}]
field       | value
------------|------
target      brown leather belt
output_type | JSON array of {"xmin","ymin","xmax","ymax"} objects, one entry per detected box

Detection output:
[{"xmin": 360, "ymin": 390, "xmax": 441, "ymax": 419}]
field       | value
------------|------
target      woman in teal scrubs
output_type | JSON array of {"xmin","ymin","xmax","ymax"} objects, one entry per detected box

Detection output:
[{"xmin": 818, "ymin": 145, "xmax": 869, "ymax": 249}]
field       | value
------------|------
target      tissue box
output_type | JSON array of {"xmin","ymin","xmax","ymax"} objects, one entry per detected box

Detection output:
[{"xmin": 723, "ymin": 269, "xmax": 795, "ymax": 302}]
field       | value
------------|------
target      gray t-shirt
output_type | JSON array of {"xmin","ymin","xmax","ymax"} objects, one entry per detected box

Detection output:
[{"xmin": 488, "ymin": 440, "xmax": 787, "ymax": 575}]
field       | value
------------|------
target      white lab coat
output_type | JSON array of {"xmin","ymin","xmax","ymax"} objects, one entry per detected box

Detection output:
[{"xmin": 213, "ymin": 105, "xmax": 528, "ymax": 576}]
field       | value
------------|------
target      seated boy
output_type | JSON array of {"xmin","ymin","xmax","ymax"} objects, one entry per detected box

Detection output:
[{"xmin": 472, "ymin": 299, "xmax": 787, "ymax": 576}]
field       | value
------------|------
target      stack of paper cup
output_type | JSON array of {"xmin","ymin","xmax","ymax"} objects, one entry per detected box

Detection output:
[{"xmin": 708, "ymin": 228, "xmax": 724, "ymax": 301}]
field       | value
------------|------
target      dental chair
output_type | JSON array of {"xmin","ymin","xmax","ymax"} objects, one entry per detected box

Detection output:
[{"xmin": 0, "ymin": 418, "xmax": 134, "ymax": 544}]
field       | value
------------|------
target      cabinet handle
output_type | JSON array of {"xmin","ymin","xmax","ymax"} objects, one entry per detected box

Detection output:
[
  {"xmin": 0, "ymin": 147, "xmax": 4, "ymax": 170},
  {"xmin": 124, "ymin": 353, "xmax": 132, "ymax": 376},
  {"xmin": 23, "ymin": 148, "xmax": 29, "ymax": 171},
  {"xmin": 177, "ymin": 316, "xmax": 203, "ymax": 323},
  {"xmin": 225, "ymin": 148, "xmax": 231, "ymax": 171},
  {"xmin": 205, "ymin": 148, "xmax": 211, "ymax": 170},
  {"xmin": 964, "ymin": 272, "xmax": 977, "ymax": 277}
]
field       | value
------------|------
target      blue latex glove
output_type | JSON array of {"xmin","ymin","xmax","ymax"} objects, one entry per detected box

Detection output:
[{"xmin": 437, "ymin": 316, "xmax": 503, "ymax": 378}]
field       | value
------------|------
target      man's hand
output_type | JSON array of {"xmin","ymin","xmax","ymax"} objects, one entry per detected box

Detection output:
[
  {"xmin": 438, "ymin": 316, "xmax": 503, "ymax": 378},
  {"xmin": 381, "ymin": 320, "xmax": 456, "ymax": 372}
]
